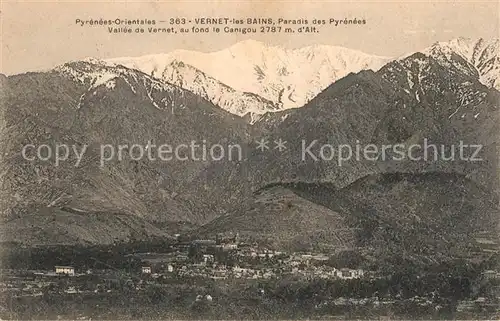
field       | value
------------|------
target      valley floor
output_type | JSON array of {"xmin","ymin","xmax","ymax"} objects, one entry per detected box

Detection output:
[
  {"xmin": 1, "ymin": 271, "xmax": 499, "ymax": 320},
  {"xmin": 1, "ymin": 238, "xmax": 499, "ymax": 320}
]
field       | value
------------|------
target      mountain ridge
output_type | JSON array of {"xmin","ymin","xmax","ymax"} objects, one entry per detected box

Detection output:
[
  {"xmin": 103, "ymin": 37, "xmax": 500, "ymax": 120},
  {"xmin": 0, "ymin": 37, "xmax": 499, "ymax": 250},
  {"xmin": 107, "ymin": 40, "xmax": 390, "ymax": 116}
]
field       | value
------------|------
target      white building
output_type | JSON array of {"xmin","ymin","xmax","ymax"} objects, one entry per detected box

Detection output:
[
  {"xmin": 202, "ymin": 254, "xmax": 215, "ymax": 264},
  {"xmin": 55, "ymin": 266, "xmax": 75, "ymax": 276},
  {"xmin": 142, "ymin": 266, "xmax": 152, "ymax": 274},
  {"xmin": 336, "ymin": 268, "xmax": 364, "ymax": 279}
]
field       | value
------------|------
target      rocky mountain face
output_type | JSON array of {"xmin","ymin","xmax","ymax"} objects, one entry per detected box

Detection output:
[
  {"xmin": 161, "ymin": 60, "xmax": 279, "ymax": 120},
  {"xmin": 0, "ymin": 60, "xmax": 249, "ymax": 244},
  {"xmin": 200, "ymin": 50, "xmax": 499, "ymax": 209},
  {"xmin": 424, "ymin": 38, "xmax": 500, "ymax": 91},
  {"xmin": 189, "ymin": 50, "xmax": 500, "ymax": 258},
  {"xmin": 0, "ymin": 38, "xmax": 498, "ymax": 261},
  {"xmin": 108, "ymin": 40, "xmax": 389, "ymax": 116},
  {"xmin": 108, "ymin": 38, "xmax": 499, "ymax": 122}
]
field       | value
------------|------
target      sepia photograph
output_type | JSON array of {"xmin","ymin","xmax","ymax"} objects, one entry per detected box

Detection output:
[{"xmin": 0, "ymin": 0, "xmax": 499, "ymax": 319}]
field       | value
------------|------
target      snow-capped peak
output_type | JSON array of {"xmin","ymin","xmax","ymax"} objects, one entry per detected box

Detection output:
[
  {"xmin": 107, "ymin": 40, "xmax": 390, "ymax": 113},
  {"xmin": 54, "ymin": 59, "xmax": 183, "ymax": 110},
  {"xmin": 429, "ymin": 37, "xmax": 499, "ymax": 64},
  {"xmin": 52, "ymin": 38, "xmax": 500, "ymax": 121},
  {"xmin": 55, "ymin": 60, "xmax": 121, "ymax": 90},
  {"xmin": 423, "ymin": 37, "xmax": 500, "ymax": 89},
  {"xmin": 162, "ymin": 59, "xmax": 278, "ymax": 118}
]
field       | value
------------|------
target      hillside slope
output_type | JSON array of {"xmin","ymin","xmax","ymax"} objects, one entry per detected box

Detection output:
[{"xmin": 197, "ymin": 173, "xmax": 499, "ymax": 267}]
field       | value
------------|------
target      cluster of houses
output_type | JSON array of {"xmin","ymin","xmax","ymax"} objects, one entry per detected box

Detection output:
[
  {"xmin": 48, "ymin": 232, "xmax": 368, "ymax": 281},
  {"xmin": 132, "ymin": 235, "xmax": 367, "ymax": 281},
  {"xmin": 50, "ymin": 233, "xmax": 370, "ymax": 281},
  {"xmin": 53, "ymin": 261, "xmax": 366, "ymax": 281},
  {"xmin": 50, "ymin": 254, "xmax": 500, "ymax": 285}
]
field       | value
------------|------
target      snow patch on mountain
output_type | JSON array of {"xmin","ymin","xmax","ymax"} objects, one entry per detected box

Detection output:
[
  {"xmin": 383, "ymin": 51, "xmax": 490, "ymax": 122},
  {"xmin": 55, "ymin": 37, "xmax": 499, "ymax": 120},
  {"xmin": 56, "ymin": 59, "xmax": 131, "ymax": 91},
  {"xmin": 107, "ymin": 40, "xmax": 390, "ymax": 112},
  {"xmin": 161, "ymin": 60, "xmax": 279, "ymax": 117},
  {"xmin": 423, "ymin": 37, "xmax": 500, "ymax": 90},
  {"xmin": 55, "ymin": 59, "xmax": 184, "ymax": 110}
]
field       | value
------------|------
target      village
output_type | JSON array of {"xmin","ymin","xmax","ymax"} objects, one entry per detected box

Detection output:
[
  {"xmin": 24, "ymin": 233, "xmax": 369, "ymax": 281},
  {"xmin": 1, "ymin": 233, "xmax": 499, "ymax": 319},
  {"xmin": 136, "ymin": 235, "xmax": 368, "ymax": 281},
  {"xmin": 0, "ymin": 233, "xmax": 372, "ymax": 299}
]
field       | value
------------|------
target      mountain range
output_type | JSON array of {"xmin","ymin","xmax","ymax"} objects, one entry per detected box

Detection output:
[
  {"xmin": 0, "ymin": 37, "xmax": 498, "ymax": 267},
  {"xmin": 107, "ymin": 38, "xmax": 499, "ymax": 120},
  {"xmin": 108, "ymin": 40, "xmax": 390, "ymax": 118}
]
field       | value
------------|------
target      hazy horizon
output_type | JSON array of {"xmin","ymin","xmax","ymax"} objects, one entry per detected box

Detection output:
[{"xmin": 2, "ymin": 0, "xmax": 498, "ymax": 75}]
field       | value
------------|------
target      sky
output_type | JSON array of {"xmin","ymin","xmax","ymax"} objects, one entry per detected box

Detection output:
[{"xmin": 1, "ymin": 0, "xmax": 499, "ymax": 75}]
